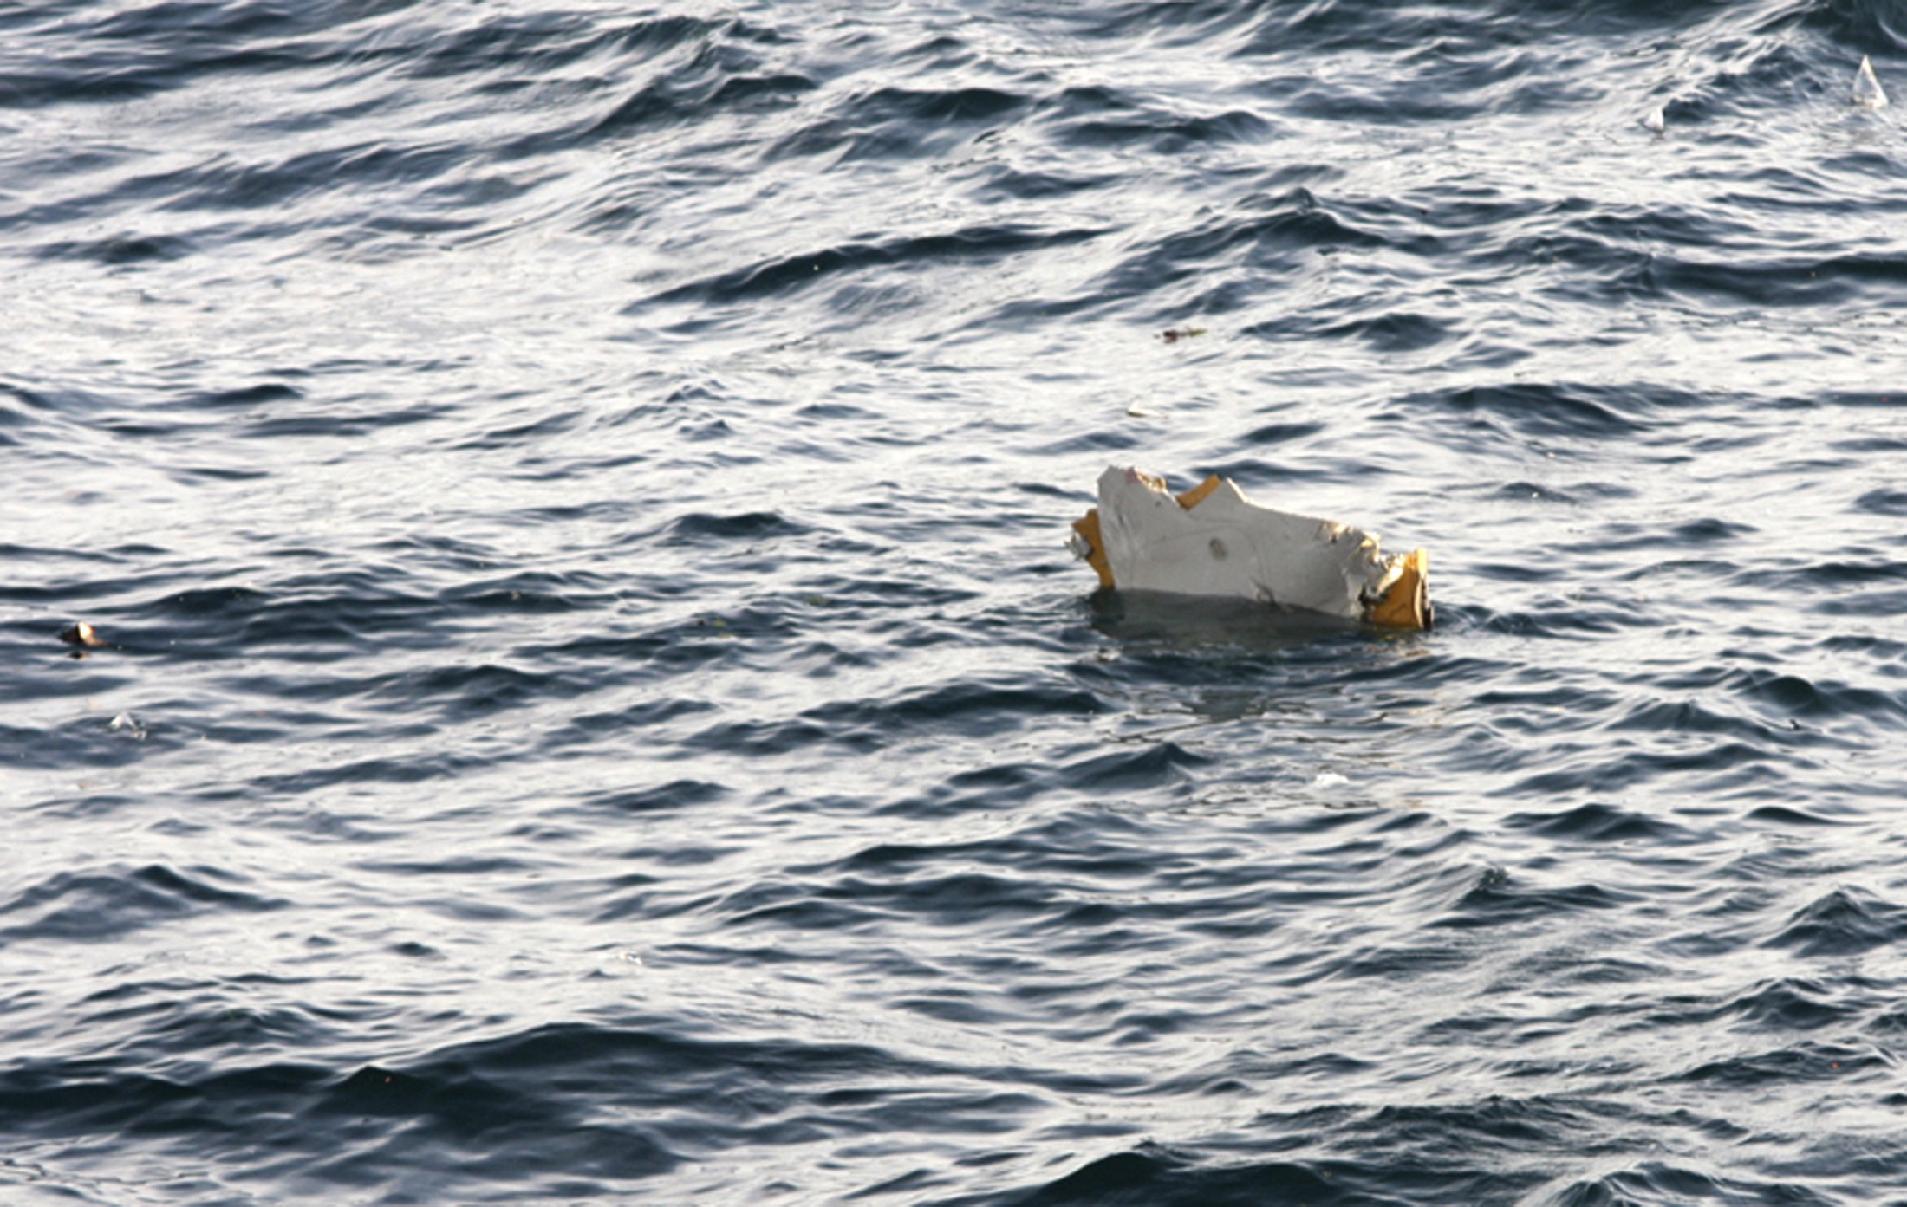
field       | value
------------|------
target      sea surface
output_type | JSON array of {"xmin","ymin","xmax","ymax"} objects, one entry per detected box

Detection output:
[{"xmin": 4, "ymin": 1, "xmax": 1907, "ymax": 1203}]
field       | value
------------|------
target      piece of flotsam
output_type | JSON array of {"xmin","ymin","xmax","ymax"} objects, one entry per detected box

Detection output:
[
  {"xmin": 1855, "ymin": 55, "xmax": 1888, "ymax": 110},
  {"xmin": 1069, "ymin": 466, "xmax": 1431, "ymax": 630}
]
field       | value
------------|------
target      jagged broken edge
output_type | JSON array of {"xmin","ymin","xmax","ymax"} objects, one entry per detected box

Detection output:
[{"xmin": 1071, "ymin": 472, "xmax": 1433, "ymax": 631}]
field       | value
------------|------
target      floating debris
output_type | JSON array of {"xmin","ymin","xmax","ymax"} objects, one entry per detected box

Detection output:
[
  {"xmin": 1855, "ymin": 55, "xmax": 1889, "ymax": 110},
  {"xmin": 1159, "ymin": 326, "xmax": 1208, "ymax": 344},
  {"xmin": 60, "ymin": 621, "xmax": 105, "ymax": 649},
  {"xmin": 109, "ymin": 712, "xmax": 147, "ymax": 739},
  {"xmin": 1640, "ymin": 105, "xmax": 1665, "ymax": 136},
  {"xmin": 1069, "ymin": 466, "xmax": 1432, "ymax": 630}
]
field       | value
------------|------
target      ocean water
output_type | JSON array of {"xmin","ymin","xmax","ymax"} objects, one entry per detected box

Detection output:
[{"xmin": 4, "ymin": 0, "xmax": 1907, "ymax": 1202}]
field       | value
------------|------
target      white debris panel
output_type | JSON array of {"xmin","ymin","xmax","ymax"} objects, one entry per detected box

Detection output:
[{"xmin": 1070, "ymin": 466, "xmax": 1432, "ymax": 630}]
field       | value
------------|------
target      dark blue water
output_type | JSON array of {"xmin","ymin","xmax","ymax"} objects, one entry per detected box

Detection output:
[{"xmin": 5, "ymin": 1, "xmax": 1907, "ymax": 1202}]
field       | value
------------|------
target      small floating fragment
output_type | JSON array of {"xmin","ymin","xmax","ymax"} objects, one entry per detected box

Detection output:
[
  {"xmin": 60, "ymin": 621, "xmax": 104, "ymax": 649},
  {"xmin": 1855, "ymin": 55, "xmax": 1889, "ymax": 110},
  {"xmin": 1639, "ymin": 105, "xmax": 1665, "ymax": 135},
  {"xmin": 109, "ymin": 711, "xmax": 146, "ymax": 739},
  {"xmin": 1159, "ymin": 326, "xmax": 1208, "ymax": 344},
  {"xmin": 1069, "ymin": 466, "xmax": 1432, "ymax": 630}
]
